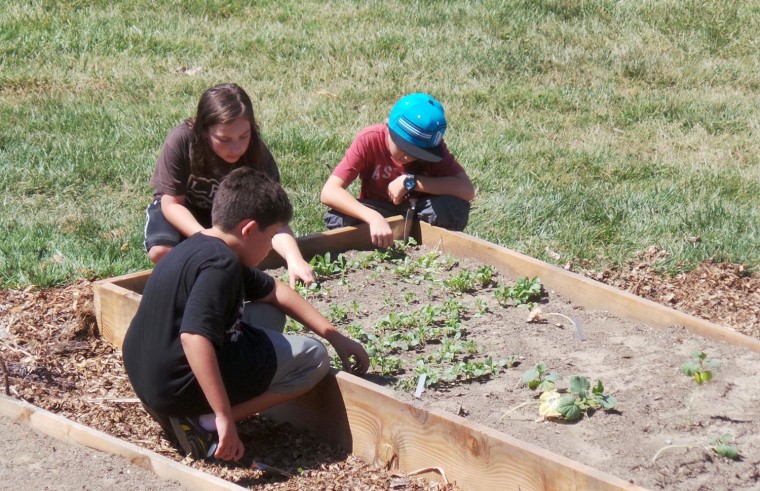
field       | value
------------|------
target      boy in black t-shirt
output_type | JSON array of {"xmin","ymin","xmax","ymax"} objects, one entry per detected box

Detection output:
[{"xmin": 122, "ymin": 168, "xmax": 369, "ymax": 462}]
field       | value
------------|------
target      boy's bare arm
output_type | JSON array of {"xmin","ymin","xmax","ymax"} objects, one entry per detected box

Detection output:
[
  {"xmin": 320, "ymin": 175, "xmax": 394, "ymax": 248},
  {"xmin": 259, "ymin": 281, "xmax": 370, "ymax": 374},
  {"xmin": 180, "ymin": 332, "xmax": 245, "ymax": 461},
  {"xmin": 388, "ymin": 171, "xmax": 475, "ymax": 205}
]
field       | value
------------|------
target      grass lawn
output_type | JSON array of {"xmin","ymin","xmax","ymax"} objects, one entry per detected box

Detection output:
[{"xmin": 1, "ymin": 0, "xmax": 758, "ymax": 288}]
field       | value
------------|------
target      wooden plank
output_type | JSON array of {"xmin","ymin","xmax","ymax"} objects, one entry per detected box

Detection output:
[
  {"xmin": 90, "ymin": 218, "xmax": 760, "ymax": 490},
  {"xmin": 266, "ymin": 371, "xmax": 645, "ymax": 491},
  {"xmin": 0, "ymin": 396, "xmax": 245, "ymax": 491},
  {"xmin": 417, "ymin": 222, "xmax": 760, "ymax": 354},
  {"xmin": 93, "ymin": 271, "xmax": 148, "ymax": 349},
  {"xmin": 257, "ymin": 216, "xmax": 409, "ymax": 269}
]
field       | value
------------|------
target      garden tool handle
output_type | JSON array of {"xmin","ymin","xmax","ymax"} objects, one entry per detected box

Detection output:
[{"xmin": 403, "ymin": 197, "xmax": 418, "ymax": 243}]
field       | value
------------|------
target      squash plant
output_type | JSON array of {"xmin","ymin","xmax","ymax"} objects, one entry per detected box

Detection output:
[
  {"xmin": 521, "ymin": 362, "xmax": 562, "ymax": 391},
  {"xmin": 539, "ymin": 376, "xmax": 617, "ymax": 421},
  {"xmin": 680, "ymin": 350, "xmax": 720, "ymax": 385}
]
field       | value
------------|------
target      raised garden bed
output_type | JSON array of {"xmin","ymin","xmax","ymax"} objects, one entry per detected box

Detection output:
[{"xmin": 93, "ymin": 218, "xmax": 760, "ymax": 490}]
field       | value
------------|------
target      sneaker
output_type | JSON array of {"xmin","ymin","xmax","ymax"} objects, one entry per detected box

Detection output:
[
  {"xmin": 141, "ymin": 403, "xmax": 179, "ymax": 447},
  {"xmin": 169, "ymin": 416, "xmax": 218, "ymax": 459}
]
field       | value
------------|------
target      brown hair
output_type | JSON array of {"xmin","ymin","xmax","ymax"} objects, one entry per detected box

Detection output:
[{"xmin": 187, "ymin": 83, "xmax": 263, "ymax": 176}]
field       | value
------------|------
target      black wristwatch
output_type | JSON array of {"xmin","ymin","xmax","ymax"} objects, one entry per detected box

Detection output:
[{"xmin": 403, "ymin": 174, "xmax": 417, "ymax": 192}]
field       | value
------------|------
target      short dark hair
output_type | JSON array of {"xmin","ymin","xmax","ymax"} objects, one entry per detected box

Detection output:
[{"xmin": 212, "ymin": 168, "xmax": 293, "ymax": 232}]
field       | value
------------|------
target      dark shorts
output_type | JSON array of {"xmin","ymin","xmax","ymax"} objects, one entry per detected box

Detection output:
[
  {"xmin": 324, "ymin": 196, "xmax": 470, "ymax": 232},
  {"xmin": 143, "ymin": 199, "xmax": 212, "ymax": 252},
  {"xmin": 143, "ymin": 199, "xmax": 183, "ymax": 252}
]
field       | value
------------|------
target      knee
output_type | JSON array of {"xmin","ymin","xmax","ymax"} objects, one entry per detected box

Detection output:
[
  {"xmin": 147, "ymin": 245, "xmax": 173, "ymax": 264},
  {"xmin": 421, "ymin": 196, "xmax": 471, "ymax": 231},
  {"xmin": 303, "ymin": 340, "xmax": 331, "ymax": 382}
]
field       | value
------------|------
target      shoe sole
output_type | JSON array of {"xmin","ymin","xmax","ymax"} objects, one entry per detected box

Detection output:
[{"xmin": 169, "ymin": 418, "xmax": 217, "ymax": 459}]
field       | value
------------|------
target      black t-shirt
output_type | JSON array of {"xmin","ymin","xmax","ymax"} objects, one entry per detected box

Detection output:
[{"xmin": 122, "ymin": 233, "xmax": 277, "ymax": 416}]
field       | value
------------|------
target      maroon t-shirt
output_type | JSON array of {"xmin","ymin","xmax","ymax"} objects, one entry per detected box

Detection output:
[
  {"xmin": 150, "ymin": 123, "xmax": 280, "ymax": 224},
  {"xmin": 331, "ymin": 124, "xmax": 465, "ymax": 200}
]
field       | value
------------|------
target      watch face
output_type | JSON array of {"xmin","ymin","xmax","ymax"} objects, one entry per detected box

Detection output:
[{"xmin": 404, "ymin": 176, "xmax": 415, "ymax": 191}]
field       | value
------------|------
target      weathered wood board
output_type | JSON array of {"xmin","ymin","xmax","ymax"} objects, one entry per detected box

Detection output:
[
  {"xmin": 92, "ymin": 217, "xmax": 760, "ymax": 491},
  {"xmin": 0, "ymin": 396, "xmax": 245, "ymax": 491}
]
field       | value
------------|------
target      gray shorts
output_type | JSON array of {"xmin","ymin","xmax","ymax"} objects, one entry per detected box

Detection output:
[{"xmin": 242, "ymin": 303, "xmax": 330, "ymax": 395}]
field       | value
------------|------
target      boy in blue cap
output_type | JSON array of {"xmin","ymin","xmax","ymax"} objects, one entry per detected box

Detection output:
[{"xmin": 320, "ymin": 93, "xmax": 475, "ymax": 248}]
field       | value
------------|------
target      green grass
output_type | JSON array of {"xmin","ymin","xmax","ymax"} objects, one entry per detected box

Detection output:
[{"xmin": 1, "ymin": 0, "xmax": 758, "ymax": 287}]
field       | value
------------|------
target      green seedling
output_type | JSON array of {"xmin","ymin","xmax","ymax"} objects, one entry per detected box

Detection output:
[
  {"xmin": 539, "ymin": 376, "xmax": 616, "ymax": 421},
  {"xmin": 521, "ymin": 362, "xmax": 562, "ymax": 391},
  {"xmin": 653, "ymin": 434, "xmax": 740, "ymax": 462},
  {"xmin": 680, "ymin": 350, "xmax": 720, "ymax": 385},
  {"xmin": 474, "ymin": 265, "xmax": 497, "ymax": 287},
  {"xmin": 309, "ymin": 252, "xmax": 349, "ymax": 277},
  {"xmin": 473, "ymin": 298, "xmax": 489, "ymax": 316},
  {"xmin": 284, "ymin": 318, "xmax": 306, "ymax": 334},
  {"xmin": 495, "ymin": 276, "xmax": 543, "ymax": 308},
  {"xmin": 402, "ymin": 291, "xmax": 415, "ymax": 305},
  {"xmin": 444, "ymin": 270, "xmax": 478, "ymax": 293},
  {"xmin": 680, "ymin": 350, "xmax": 721, "ymax": 424},
  {"xmin": 326, "ymin": 304, "xmax": 349, "ymax": 324},
  {"xmin": 369, "ymin": 355, "xmax": 403, "ymax": 376},
  {"xmin": 294, "ymin": 281, "xmax": 322, "ymax": 298}
]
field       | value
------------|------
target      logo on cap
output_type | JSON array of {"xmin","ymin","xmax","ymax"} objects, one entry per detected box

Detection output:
[{"xmin": 388, "ymin": 93, "xmax": 447, "ymax": 162}]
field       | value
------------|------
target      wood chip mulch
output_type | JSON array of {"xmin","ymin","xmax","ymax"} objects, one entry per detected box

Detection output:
[
  {"xmin": 574, "ymin": 246, "xmax": 759, "ymax": 339},
  {"xmin": 0, "ymin": 282, "xmax": 458, "ymax": 490}
]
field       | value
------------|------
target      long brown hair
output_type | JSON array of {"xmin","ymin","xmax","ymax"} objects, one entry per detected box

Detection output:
[{"xmin": 187, "ymin": 83, "xmax": 263, "ymax": 176}]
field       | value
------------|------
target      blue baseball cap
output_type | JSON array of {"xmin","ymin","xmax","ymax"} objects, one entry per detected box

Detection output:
[{"xmin": 388, "ymin": 93, "xmax": 447, "ymax": 162}]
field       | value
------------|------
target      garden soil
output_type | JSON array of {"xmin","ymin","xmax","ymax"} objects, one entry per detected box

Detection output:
[{"xmin": 0, "ymin": 244, "xmax": 758, "ymax": 490}]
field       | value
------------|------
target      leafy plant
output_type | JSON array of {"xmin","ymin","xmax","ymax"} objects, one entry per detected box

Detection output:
[
  {"xmin": 309, "ymin": 252, "xmax": 348, "ymax": 277},
  {"xmin": 326, "ymin": 304, "xmax": 349, "ymax": 324},
  {"xmin": 539, "ymin": 376, "xmax": 616, "ymax": 420},
  {"xmin": 680, "ymin": 350, "xmax": 721, "ymax": 424},
  {"xmin": 473, "ymin": 298, "xmax": 489, "ymax": 316},
  {"xmin": 521, "ymin": 362, "xmax": 562, "ymax": 391},
  {"xmin": 653, "ymin": 434, "xmax": 740, "ymax": 462},
  {"xmin": 474, "ymin": 265, "xmax": 497, "ymax": 287},
  {"xmin": 680, "ymin": 350, "xmax": 720, "ymax": 385},
  {"xmin": 444, "ymin": 265, "xmax": 497, "ymax": 294},
  {"xmin": 293, "ymin": 281, "xmax": 321, "ymax": 298},
  {"xmin": 495, "ymin": 276, "xmax": 543, "ymax": 308},
  {"xmin": 444, "ymin": 270, "xmax": 478, "ymax": 293}
]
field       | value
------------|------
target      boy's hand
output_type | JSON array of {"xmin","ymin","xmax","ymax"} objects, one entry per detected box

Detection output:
[
  {"xmin": 368, "ymin": 215, "xmax": 394, "ymax": 249},
  {"xmin": 330, "ymin": 334, "xmax": 370, "ymax": 375},
  {"xmin": 214, "ymin": 414, "xmax": 245, "ymax": 461},
  {"xmin": 387, "ymin": 175, "xmax": 408, "ymax": 205}
]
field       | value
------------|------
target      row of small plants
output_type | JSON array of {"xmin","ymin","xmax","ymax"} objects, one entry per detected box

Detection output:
[
  {"xmin": 291, "ymin": 241, "xmax": 539, "ymax": 390},
  {"xmin": 289, "ymin": 243, "xmax": 741, "ymax": 463}
]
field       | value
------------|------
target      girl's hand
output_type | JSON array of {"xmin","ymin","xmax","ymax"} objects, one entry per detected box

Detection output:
[{"xmin": 287, "ymin": 257, "xmax": 317, "ymax": 287}]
